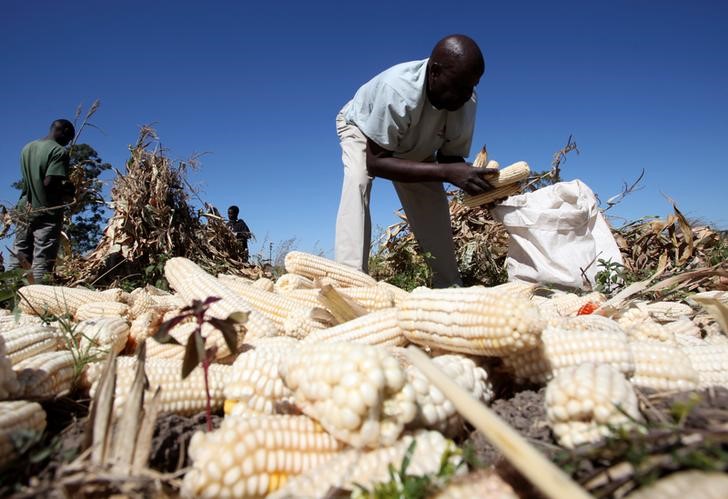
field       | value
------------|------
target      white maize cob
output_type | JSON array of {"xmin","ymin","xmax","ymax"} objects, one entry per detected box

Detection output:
[
  {"xmin": 530, "ymin": 295, "xmax": 561, "ymax": 321},
  {"xmin": 545, "ymin": 363, "xmax": 643, "ymax": 449},
  {"xmin": 681, "ymin": 343, "xmax": 728, "ymax": 389},
  {"xmin": 284, "ymin": 251, "xmax": 377, "ymax": 288},
  {"xmin": 223, "ymin": 337, "xmax": 299, "ymax": 415},
  {"xmin": 462, "ymin": 161, "xmax": 531, "ymax": 208},
  {"xmin": 287, "ymin": 286, "xmax": 395, "ymax": 313},
  {"xmin": 0, "ymin": 335, "xmax": 20, "ymax": 398},
  {"xmin": 128, "ymin": 310, "xmax": 164, "ymax": 349},
  {"xmin": 75, "ymin": 317, "xmax": 130, "ymax": 357},
  {"xmin": 550, "ymin": 291, "xmax": 606, "ymax": 317},
  {"xmin": 548, "ymin": 314, "xmax": 626, "ymax": 334},
  {"xmin": 1, "ymin": 324, "xmax": 61, "ymax": 366},
  {"xmin": 269, "ymin": 430, "xmax": 463, "ymax": 499},
  {"xmin": 488, "ymin": 280, "xmax": 537, "ymax": 298},
  {"xmin": 663, "ymin": 318, "xmax": 702, "ymax": 340},
  {"xmin": 165, "ymin": 257, "xmax": 279, "ymax": 341},
  {"xmin": 17, "ymin": 285, "xmax": 113, "ymax": 317},
  {"xmin": 628, "ymin": 340, "xmax": 698, "ymax": 391},
  {"xmin": 14, "ymin": 351, "xmax": 75, "ymax": 399},
  {"xmin": 181, "ymin": 414, "xmax": 345, "ymax": 498},
  {"xmin": 397, "ymin": 286, "xmax": 543, "ymax": 357},
  {"xmin": 75, "ymin": 301, "xmax": 130, "ymax": 321},
  {"xmin": 274, "ymin": 274, "xmax": 315, "ymax": 293},
  {"xmin": 502, "ymin": 326, "xmax": 634, "ymax": 384},
  {"xmin": 217, "ymin": 275, "xmax": 325, "ymax": 337},
  {"xmin": 0, "ymin": 401, "xmax": 47, "ymax": 468},
  {"xmin": 432, "ymin": 468, "xmax": 518, "ymax": 499},
  {"xmin": 377, "ymin": 281, "xmax": 410, "ymax": 306},
  {"xmin": 644, "ymin": 301, "xmax": 693, "ymax": 322},
  {"xmin": 251, "ymin": 277, "xmax": 275, "ymax": 292},
  {"xmin": 688, "ymin": 291, "xmax": 728, "ymax": 306},
  {"xmin": 406, "ymin": 354, "xmax": 494, "ymax": 436},
  {"xmin": 625, "ymin": 320, "xmax": 676, "ymax": 344},
  {"xmin": 0, "ymin": 313, "xmax": 46, "ymax": 332},
  {"xmin": 281, "ymin": 342, "xmax": 417, "ymax": 448},
  {"xmin": 99, "ymin": 288, "xmax": 130, "ymax": 303},
  {"xmin": 625, "ymin": 470, "xmax": 728, "ymax": 499},
  {"xmin": 90, "ymin": 357, "xmax": 229, "ymax": 417},
  {"xmin": 145, "ymin": 321, "xmax": 191, "ymax": 360},
  {"xmin": 304, "ymin": 309, "xmax": 406, "ymax": 347}
]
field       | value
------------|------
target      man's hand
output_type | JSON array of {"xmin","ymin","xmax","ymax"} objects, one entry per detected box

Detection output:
[{"xmin": 443, "ymin": 162, "xmax": 497, "ymax": 195}]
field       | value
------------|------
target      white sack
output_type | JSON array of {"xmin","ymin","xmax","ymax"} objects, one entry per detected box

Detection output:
[{"xmin": 490, "ymin": 179, "xmax": 623, "ymax": 289}]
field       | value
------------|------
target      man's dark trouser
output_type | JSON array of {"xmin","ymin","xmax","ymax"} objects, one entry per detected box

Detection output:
[{"xmin": 9, "ymin": 213, "xmax": 63, "ymax": 282}]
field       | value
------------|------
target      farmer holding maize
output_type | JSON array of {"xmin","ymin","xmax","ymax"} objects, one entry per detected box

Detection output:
[
  {"xmin": 334, "ymin": 34, "xmax": 491, "ymax": 288},
  {"xmin": 9, "ymin": 120, "xmax": 76, "ymax": 282}
]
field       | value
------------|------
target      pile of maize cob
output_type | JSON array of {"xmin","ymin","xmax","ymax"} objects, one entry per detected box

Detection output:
[{"xmin": 1, "ymin": 250, "xmax": 726, "ymax": 496}]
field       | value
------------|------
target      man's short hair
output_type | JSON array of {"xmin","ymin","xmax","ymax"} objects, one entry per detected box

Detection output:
[
  {"xmin": 228, "ymin": 205, "xmax": 240, "ymax": 216},
  {"xmin": 51, "ymin": 119, "xmax": 76, "ymax": 138}
]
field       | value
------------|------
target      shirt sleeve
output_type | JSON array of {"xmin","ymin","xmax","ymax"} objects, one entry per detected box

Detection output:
[
  {"xmin": 439, "ymin": 94, "xmax": 477, "ymax": 158},
  {"xmin": 45, "ymin": 147, "xmax": 69, "ymax": 178},
  {"xmin": 353, "ymin": 84, "xmax": 411, "ymax": 151}
]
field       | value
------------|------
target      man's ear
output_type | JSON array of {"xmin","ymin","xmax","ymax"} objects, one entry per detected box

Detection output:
[{"xmin": 430, "ymin": 61, "xmax": 442, "ymax": 79}]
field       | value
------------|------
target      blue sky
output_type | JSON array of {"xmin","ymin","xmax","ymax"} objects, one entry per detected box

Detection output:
[{"xmin": 1, "ymin": 0, "xmax": 727, "ymax": 262}]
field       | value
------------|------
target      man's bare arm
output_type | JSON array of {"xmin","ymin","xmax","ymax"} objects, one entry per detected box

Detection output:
[{"xmin": 365, "ymin": 139, "xmax": 494, "ymax": 195}]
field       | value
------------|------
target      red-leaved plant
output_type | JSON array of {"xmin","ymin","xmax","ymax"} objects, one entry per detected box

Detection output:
[{"xmin": 152, "ymin": 296, "xmax": 247, "ymax": 430}]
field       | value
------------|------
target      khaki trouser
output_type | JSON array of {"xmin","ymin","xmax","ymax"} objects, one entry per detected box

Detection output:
[
  {"xmin": 334, "ymin": 110, "xmax": 462, "ymax": 288},
  {"xmin": 9, "ymin": 212, "xmax": 63, "ymax": 282}
]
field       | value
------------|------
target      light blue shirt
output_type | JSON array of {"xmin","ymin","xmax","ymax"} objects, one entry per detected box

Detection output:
[{"xmin": 343, "ymin": 59, "xmax": 477, "ymax": 161}]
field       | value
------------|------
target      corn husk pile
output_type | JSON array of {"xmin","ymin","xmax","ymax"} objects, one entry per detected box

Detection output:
[
  {"xmin": 372, "ymin": 196, "xmax": 510, "ymax": 288},
  {"xmin": 55, "ymin": 127, "xmax": 265, "ymax": 285},
  {"xmin": 614, "ymin": 206, "xmax": 728, "ymax": 291},
  {"xmin": 3, "ymin": 249, "xmax": 727, "ymax": 498}
]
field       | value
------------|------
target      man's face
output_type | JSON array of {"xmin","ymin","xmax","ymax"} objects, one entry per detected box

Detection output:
[
  {"xmin": 52, "ymin": 126, "xmax": 74, "ymax": 147},
  {"xmin": 428, "ymin": 63, "xmax": 482, "ymax": 112},
  {"xmin": 228, "ymin": 209, "xmax": 236, "ymax": 220}
]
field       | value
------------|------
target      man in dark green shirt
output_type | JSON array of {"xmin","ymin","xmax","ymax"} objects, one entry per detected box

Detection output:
[{"xmin": 9, "ymin": 119, "xmax": 75, "ymax": 281}]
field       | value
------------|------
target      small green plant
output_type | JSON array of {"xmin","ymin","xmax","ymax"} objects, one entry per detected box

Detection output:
[
  {"xmin": 0, "ymin": 268, "xmax": 30, "ymax": 311},
  {"xmin": 153, "ymin": 297, "xmax": 247, "ymax": 430},
  {"xmin": 594, "ymin": 258, "xmax": 625, "ymax": 294},
  {"xmin": 352, "ymin": 441, "xmax": 466, "ymax": 499}
]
